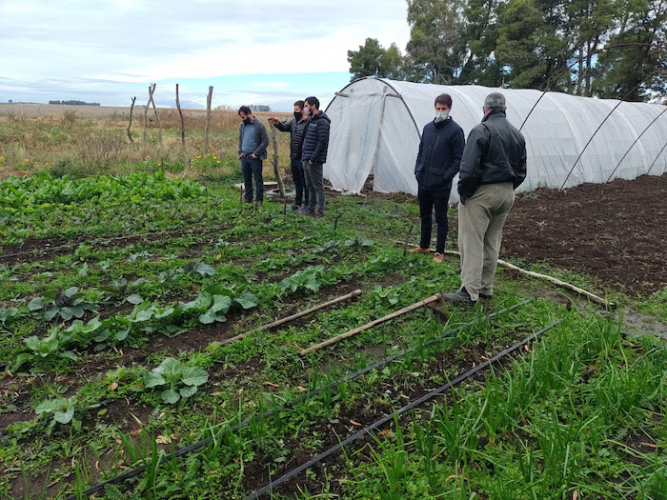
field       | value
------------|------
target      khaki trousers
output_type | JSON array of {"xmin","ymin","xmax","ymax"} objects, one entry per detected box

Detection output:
[{"xmin": 458, "ymin": 182, "xmax": 515, "ymax": 301}]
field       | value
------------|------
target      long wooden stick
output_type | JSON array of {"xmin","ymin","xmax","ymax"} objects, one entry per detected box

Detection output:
[
  {"xmin": 270, "ymin": 123, "xmax": 285, "ymax": 197},
  {"xmin": 219, "ymin": 289, "xmax": 362, "ymax": 347},
  {"xmin": 175, "ymin": 84, "xmax": 185, "ymax": 149},
  {"xmin": 127, "ymin": 96, "xmax": 136, "ymax": 142},
  {"xmin": 396, "ymin": 240, "xmax": 613, "ymax": 308},
  {"xmin": 299, "ymin": 293, "xmax": 442, "ymax": 356},
  {"xmin": 204, "ymin": 86, "xmax": 213, "ymax": 152}
]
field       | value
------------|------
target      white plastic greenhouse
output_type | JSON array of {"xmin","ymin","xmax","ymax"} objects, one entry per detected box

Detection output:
[{"xmin": 324, "ymin": 77, "xmax": 667, "ymax": 201}]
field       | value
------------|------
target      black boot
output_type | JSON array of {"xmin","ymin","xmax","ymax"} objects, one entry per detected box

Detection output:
[{"xmin": 443, "ymin": 287, "xmax": 477, "ymax": 306}]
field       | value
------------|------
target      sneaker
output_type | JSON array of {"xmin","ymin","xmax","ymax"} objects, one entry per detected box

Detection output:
[
  {"xmin": 291, "ymin": 204, "xmax": 301, "ymax": 211},
  {"xmin": 432, "ymin": 253, "xmax": 444, "ymax": 264},
  {"xmin": 443, "ymin": 287, "xmax": 477, "ymax": 306},
  {"xmin": 479, "ymin": 293, "xmax": 492, "ymax": 300},
  {"xmin": 300, "ymin": 206, "xmax": 309, "ymax": 214},
  {"xmin": 410, "ymin": 247, "xmax": 431, "ymax": 255}
]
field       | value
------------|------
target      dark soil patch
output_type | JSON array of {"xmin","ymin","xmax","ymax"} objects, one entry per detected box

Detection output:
[{"xmin": 501, "ymin": 174, "xmax": 667, "ymax": 296}]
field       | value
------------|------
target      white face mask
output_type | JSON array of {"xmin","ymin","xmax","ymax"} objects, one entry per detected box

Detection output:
[
  {"xmin": 435, "ymin": 111, "xmax": 449, "ymax": 123},
  {"xmin": 304, "ymin": 107, "xmax": 312, "ymax": 117}
]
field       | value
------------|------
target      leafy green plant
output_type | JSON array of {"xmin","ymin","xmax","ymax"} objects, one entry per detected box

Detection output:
[
  {"xmin": 143, "ymin": 358, "xmax": 209, "ymax": 404},
  {"xmin": 35, "ymin": 396, "xmax": 99, "ymax": 434},
  {"xmin": 28, "ymin": 286, "xmax": 98, "ymax": 321},
  {"xmin": 12, "ymin": 328, "xmax": 78, "ymax": 371},
  {"xmin": 278, "ymin": 265, "xmax": 324, "ymax": 294},
  {"xmin": 180, "ymin": 284, "xmax": 258, "ymax": 324}
]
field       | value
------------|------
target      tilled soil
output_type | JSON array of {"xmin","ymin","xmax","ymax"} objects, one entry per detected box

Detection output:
[{"xmin": 501, "ymin": 174, "xmax": 667, "ymax": 296}]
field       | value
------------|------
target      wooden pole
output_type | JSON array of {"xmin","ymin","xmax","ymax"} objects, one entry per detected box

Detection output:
[
  {"xmin": 127, "ymin": 96, "xmax": 136, "ymax": 142},
  {"xmin": 143, "ymin": 87, "xmax": 150, "ymax": 141},
  {"xmin": 147, "ymin": 84, "xmax": 162, "ymax": 145},
  {"xmin": 299, "ymin": 293, "xmax": 442, "ymax": 356},
  {"xmin": 204, "ymin": 86, "xmax": 213, "ymax": 152},
  {"xmin": 395, "ymin": 241, "xmax": 613, "ymax": 308},
  {"xmin": 175, "ymin": 84, "xmax": 185, "ymax": 150},
  {"xmin": 270, "ymin": 123, "xmax": 285, "ymax": 198},
  {"xmin": 219, "ymin": 289, "xmax": 362, "ymax": 347}
]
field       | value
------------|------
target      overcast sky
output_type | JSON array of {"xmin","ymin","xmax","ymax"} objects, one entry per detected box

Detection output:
[{"xmin": 0, "ymin": 0, "xmax": 410, "ymax": 110}]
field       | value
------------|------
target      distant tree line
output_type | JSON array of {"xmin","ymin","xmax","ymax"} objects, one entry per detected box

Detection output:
[
  {"xmin": 348, "ymin": 0, "xmax": 667, "ymax": 101},
  {"xmin": 49, "ymin": 100, "xmax": 101, "ymax": 106}
]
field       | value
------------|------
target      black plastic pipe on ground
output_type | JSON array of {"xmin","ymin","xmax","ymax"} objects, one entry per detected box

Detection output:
[{"xmin": 243, "ymin": 318, "xmax": 564, "ymax": 500}]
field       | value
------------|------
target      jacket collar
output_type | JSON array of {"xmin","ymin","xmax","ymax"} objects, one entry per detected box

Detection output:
[{"xmin": 482, "ymin": 109, "xmax": 506, "ymax": 122}]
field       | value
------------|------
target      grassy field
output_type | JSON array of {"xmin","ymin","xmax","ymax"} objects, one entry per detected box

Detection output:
[
  {"xmin": 1, "ymin": 113, "xmax": 666, "ymax": 499},
  {"xmin": 0, "ymin": 105, "xmax": 291, "ymax": 181}
]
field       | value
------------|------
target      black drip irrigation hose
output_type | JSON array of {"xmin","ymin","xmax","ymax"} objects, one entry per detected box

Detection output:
[
  {"xmin": 68, "ymin": 299, "xmax": 531, "ymax": 499},
  {"xmin": 244, "ymin": 318, "xmax": 564, "ymax": 500}
]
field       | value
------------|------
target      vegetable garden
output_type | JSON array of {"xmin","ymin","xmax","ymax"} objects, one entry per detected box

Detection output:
[{"xmin": 1, "ymin": 171, "xmax": 667, "ymax": 499}]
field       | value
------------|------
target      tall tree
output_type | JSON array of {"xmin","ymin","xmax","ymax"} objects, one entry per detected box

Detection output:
[
  {"xmin": 347, "ymin": 38, "xmax": 406, "ymax": 81},
  {"xmin": 405, "ymin": 0, "xmax": 467, "ymax": 84}
]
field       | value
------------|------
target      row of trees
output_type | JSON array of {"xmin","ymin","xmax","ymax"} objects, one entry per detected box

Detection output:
[
  {"xmin": 48, "ymin": 100, "xmax": 100, "ymax": 106},
  {"xmin": 348, "ymin": 0, "xmax": 667, "ymax": 101}
]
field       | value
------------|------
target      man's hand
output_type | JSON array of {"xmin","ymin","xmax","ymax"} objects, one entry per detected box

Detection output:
[
  {"xmin": 239, "ymin": 153, "xmax": 244, "ymax": 158},
  {"xmin": 251, "ymin": 153, "xmax": 258, "ymax": 159},
  {"xmin": 268, "ymin": 117, "xmax": 279, "ymax": 124}
]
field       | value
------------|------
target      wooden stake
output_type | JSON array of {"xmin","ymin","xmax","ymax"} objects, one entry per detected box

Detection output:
[
  {"xmin": 143, "ymin": 86, "xmax": 150, "ymax": 142},
  {"xmin": 175, "ymin": 84, "xmax": 185, "ymax": 149},
  {"xmin": 219, "ymin": 289, "xmax": 362, "ymax": 347},
  {"xmin": 395, "ymin": 241, "xmax": 614, "ymax": 308},
  {"xmin": 148, "ymin": 84, "xmax": 162, "ymax": 145},
  {"xmin": 299, "ymin": 293, "xmax": 442, "ymax": 356},
  {"xmin": 270, "ymin": 123, "xmax": 285, "ymax": 197},
  {"xmin": 127, "ymin": 96, "xmax": 136, "ymax": 142},
  {"xmin": 204, "ymin": 86, "xmax": 213, "ymax": 152}
]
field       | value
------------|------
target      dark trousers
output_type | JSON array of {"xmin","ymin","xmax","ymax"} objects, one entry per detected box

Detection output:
[
  {"xmin": 241, "ymin": 156, "xmax": 263, "ymax": 202},
  {"xmin": 418, "ymin": 184, "xmax": 452, "ymax": 254},
  {"xmin": 304, "ymin": 162, "xmax": 325, "ymax": 215},
  {"xmin": 291, "ymin": 159, "xmax": 309, "ymax": 207}
]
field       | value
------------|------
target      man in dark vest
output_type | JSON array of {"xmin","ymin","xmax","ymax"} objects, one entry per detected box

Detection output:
[
  {"xmin": 269, "ymin": 100, "xmax": 309, "ymax": 210},
  {"xmin": 238, "ymin": 106, "xmax": 270, "ymax": 206},
  {"xmin": 444, "ymin": 92, "xmax": 527, "ymax": 305},
  {"xmin": 412, "ymin": 93, "xmax": 465, "ymax": 263}
]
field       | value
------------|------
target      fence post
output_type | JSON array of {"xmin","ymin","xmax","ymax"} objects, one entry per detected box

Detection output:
[
  {"xmin": 127, "ymin": 97, "xmax": 136, "ymax": 142},
  {"xmin": 204, "ymin": 86, "xmax": 213, "ymax": 152}
]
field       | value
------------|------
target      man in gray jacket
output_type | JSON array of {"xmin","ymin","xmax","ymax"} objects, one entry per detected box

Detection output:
[
  {"xmin": 238, "ymin": 106, "xmax": 270, "ymax": 205},
  {"xmin": 444, "ymin": 92, "xmax": 527, "ymax": 306}
]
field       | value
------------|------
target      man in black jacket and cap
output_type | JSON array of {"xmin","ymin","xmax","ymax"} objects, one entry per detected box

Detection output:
[
  {"xmin": 444, "ymin": 92, "xmax": 527, "ymax": 305},
  {"xmin": 412, "ymin": 93, "xmax": 465, "ymax": 263},
  {"xmin": 269, "ymin": 100, "xmax": 310, "ymax": 210}
]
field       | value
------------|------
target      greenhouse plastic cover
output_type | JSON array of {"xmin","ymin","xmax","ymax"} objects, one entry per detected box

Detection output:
[{"xmin": 324, "ymin": 77, "xmax": 667, "ymax": 201}]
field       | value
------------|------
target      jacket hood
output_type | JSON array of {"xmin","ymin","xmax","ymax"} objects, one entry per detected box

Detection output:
[{"xmin": 311, "ymin": 111, "xmax": 331, "ymax": 123}]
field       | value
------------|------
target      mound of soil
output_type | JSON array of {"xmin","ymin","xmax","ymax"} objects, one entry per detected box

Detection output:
[{"xmin": 502, "ymin": 173, "xmax": 667, "ymax": 296}]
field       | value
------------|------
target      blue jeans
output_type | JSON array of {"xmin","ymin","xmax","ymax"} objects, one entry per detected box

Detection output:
[
  {"xmin": 241, "ymin": 156, "xmax": 263, "ymax": 202},
  {"xmin": 291, "ymin": 159, "xmax": 309, "ymax": 207}
]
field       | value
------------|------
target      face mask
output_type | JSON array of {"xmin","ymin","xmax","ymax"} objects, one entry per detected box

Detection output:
[
  {"xmin": 304, "ymin": 107, "xmax": 312, "ymax": 117},
  {"xmin": 294, "ymin": 111, "xmax": 303, "ymax": 119},
  {"xmin": 435, "ymin": 111, "xmax": 449, "ymax": 123}
]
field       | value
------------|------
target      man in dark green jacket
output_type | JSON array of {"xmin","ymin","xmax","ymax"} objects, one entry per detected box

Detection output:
[
  {"xmin": 444, "ymin": 92, "xmax": 527, "ymax": 306},
  {"xmin": 412, "ymin": 93, "xmax": 465, "ymax": 264},
  {"xmin": 238, "ymin": 106, "xmax": 270, "ymax": 204}
]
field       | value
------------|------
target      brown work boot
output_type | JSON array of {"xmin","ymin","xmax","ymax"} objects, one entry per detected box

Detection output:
[
  {"xmin": 410, "ymin": 246, "xmax": 431, "ymax": 255},
  {"xmin": 432, "ymin": 253, "xmax": 444, "ymax": 264}
]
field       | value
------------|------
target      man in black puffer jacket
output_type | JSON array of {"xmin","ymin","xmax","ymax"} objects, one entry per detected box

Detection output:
[
  {"xmin": 444, "ymin": 92, "xmax": 527, "ymax": 306},
  {"xmin": 301, "ymin": 96, "xmax": 331, "ymax": 217},
  {"xmin": 269, "ymin": 100, "xmax": 310, "ymax": 210},
  {"xmin": 412, "ymin": 93, "xmax": 465, "ymax": 263}
]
